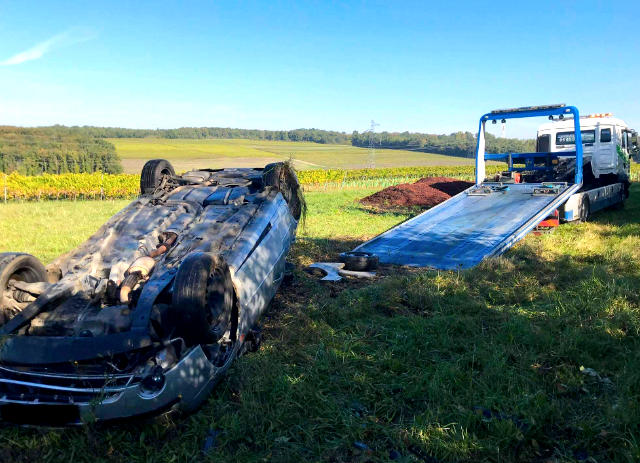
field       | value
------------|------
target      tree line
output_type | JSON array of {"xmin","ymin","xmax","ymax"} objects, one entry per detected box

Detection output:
[
  {"xmin": 351, "ymin": 130, "xmax": 535, "ymax": 157},
  {"xmin": 38, "ymin": 125, "xmax": 352, "ymax": 144},
  {"xmin": 0, "ymin": 127, "xmax": 122, "ymax": 175},
  {"xmin": 14, "ymin": 125, "xmax": 535, "ymax": 156}
]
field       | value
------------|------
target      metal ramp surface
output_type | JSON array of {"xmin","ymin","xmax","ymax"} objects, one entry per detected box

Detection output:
[{"xmin": 355, "ymin": 182, "xmax": 581, "ymax": 270}]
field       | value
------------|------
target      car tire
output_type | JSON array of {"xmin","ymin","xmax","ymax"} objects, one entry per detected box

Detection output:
[
  {"xmin": 245, "ymin": 326, "xmax": 263, "ymax": 353},
  {"xmin": 339, "ymin": 251, "xmax": 379, "ymax": 271},
  {"xmin": 577, "ymin": 195, "xmax": 590, "ymax": 222},
  {"xmin": 140, "ymin": 159, "xmax": 175, "ymax": 194},
  {"xmin": 262, "ymin": 162, "xmax": 302, "ymax": 220},
  {"xmin": 0, "ymin": 253, "xmax": 47, "ymax": 313},
  {"xmin": 171, "ymin": 252, "xmax": 234, "ymax": 346},
  {"xmin": 283, "ymin": 262, "xmax": 295, "ymax": 286}
]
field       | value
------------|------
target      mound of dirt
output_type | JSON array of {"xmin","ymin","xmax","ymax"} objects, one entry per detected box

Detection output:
[{"xmin": 360, "ymin": 177, "xmax": 473, "ymax": 210}]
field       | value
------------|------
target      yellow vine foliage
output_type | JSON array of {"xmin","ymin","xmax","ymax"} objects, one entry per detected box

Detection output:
[{"xmin": 1, "ymin": 164, "xmax": 637, "ymax": 201}]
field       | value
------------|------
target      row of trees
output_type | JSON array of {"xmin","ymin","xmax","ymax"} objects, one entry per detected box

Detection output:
[
  {"xmin": 12, "ymin": 125, "xmax": 535, "ymax": 155},
  {"xmin": 351, "ymin": 131, "xmax": 535, "ymax": 157},
  {"xmin": 37, "ymin": 125, "xmax": 352, "ymax": 144},
  {"xmin": 0, "ymin": 127, "xmax": 122, "ymax": 175},
  {"xmin": 0, "ymin": 124, "xmax": 536, "ymax": 175}
]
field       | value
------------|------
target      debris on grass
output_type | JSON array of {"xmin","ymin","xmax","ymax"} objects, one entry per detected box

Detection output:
[
  {"xmin": 201, "ymin": 429, "xmax": 220, "ymax": 454},
  {"xmin": 353, "ymin": 441, "xmax": 373, "ymax": 455},
  {"xmin": 306, "ymin": 262, "xmax": 377, "ymax": 281},
  {"xmin": 580, "ymin": 365, "xmax": 614, "ymax": 386}
]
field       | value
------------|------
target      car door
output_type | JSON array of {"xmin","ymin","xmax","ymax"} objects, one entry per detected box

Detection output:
[
  {"xmin": 231, "ymin": 194, "xmax": 296, "ymax": 329},
  {"xmin": 594, "ymin": 125, "xmax": 616, "ymax": 172}
]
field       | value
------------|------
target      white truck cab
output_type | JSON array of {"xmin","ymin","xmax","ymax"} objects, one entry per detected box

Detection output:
[
  {"xmin": 536, "ymin": 113, "xmax": 637, "ymax": 222},
  {"xmin": 537, "ymin": 113, "xmax": 636, "ymax": 185}
]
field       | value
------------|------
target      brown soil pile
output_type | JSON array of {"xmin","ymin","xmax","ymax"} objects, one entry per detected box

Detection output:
[{"xmin": 360, "ymin": 177, "xmax": 473, "ymax": 210}]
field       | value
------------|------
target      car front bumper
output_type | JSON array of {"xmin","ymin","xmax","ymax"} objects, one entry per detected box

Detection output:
[{"xmin": 0, "ymin": 345, "xmax": 219, "ymax": 425}]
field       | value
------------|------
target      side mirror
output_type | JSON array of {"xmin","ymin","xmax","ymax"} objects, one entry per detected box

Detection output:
[{"xmin": 631, "ymin": 134, "xmax": 640, "ymax": 162}]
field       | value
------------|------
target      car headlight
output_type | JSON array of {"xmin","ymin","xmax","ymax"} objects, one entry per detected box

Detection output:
[{"xmin": 139, "ymin": 366, "xmax": 165, "ymax": 396}]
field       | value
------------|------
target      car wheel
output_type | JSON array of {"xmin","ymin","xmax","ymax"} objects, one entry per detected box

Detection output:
[
  {"xmin": 171, "ymin": 252, "xmax": 234, "ymax": 346},
  {"xmin": 0, "ymin": 253, "xmax": 47, "ymax": 319},
  {"xmin": 245, "ymin": 326, "xmax": 263, "ymax": 353},
  {"xmin": 262, "ymin": 162, "xmax": 302, "ymax": 220},
  {"xmin": 283, "ymin": 261, "xmax": 295, "ymax": 286},
  {"xmin": 140, "ymin": 159, "xmax": 175, "ymax": 194},
  {"xmin": 339, "ymin": 251, "xmax": 379, "ymax": 271}
]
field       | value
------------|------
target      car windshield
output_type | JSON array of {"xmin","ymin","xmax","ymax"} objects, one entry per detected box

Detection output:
[{"xmin": 556, "ymin": 130, "xmax": 596, "ymax": 146}]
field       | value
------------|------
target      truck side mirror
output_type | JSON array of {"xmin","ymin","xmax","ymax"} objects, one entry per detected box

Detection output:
[{"xmin": 631, "ymin": 134, "xmax": 640, "ymax": 162}]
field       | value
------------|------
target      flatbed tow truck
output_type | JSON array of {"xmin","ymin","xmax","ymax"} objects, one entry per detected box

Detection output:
[{"xmin": 354, "ymin": 104, "xmax": 638, "ymax": 270}]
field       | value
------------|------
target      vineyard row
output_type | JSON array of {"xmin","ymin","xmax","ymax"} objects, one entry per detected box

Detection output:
[{"xmin": 2, "ymin": 164, "xmax": 639, "ymax": 201}]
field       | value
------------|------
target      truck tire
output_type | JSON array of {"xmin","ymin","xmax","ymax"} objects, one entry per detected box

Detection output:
[
  {"xmin": 171, "ymin": 252, "xmax": 234, "ymax": 346},
  {"xmin": 140, "ymin": 159, "xmax": 175, "ymax": 194},
  {"xmin": 262, "ymin": 162, "xmax": 302, "ymax": 220},
  {"xmin": 611, "ymin": 186, "xmax": 626, "ymax": 210},
  {"xmin": 577, "ymin": 195, "xmax": 590, "ymax": 222},
  {"xmin": 0, "ymin": 253, "xmax": 47, "ymax": 314},
  {"xmin": 339, "ymin": 251, "xmax": 379, "ymax": 271}
]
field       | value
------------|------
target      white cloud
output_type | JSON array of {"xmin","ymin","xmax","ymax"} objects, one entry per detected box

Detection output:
[{"xmin": 0, "ymin": 27, "xmax": 95, "ymax": 66}]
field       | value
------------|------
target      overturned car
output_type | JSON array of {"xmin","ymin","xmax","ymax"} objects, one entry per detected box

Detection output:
[{"xmin": 0, "ymin": 160, "xmax": 301, "ymax": 425}]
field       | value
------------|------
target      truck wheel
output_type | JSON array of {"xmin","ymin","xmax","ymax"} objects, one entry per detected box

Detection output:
[
  {"xmin": 0, "ymin": 253, "xmax": 47, "ymax": 317},
  {"xmin": 171, "ymin": 252, "xmax": 234, "ymax": 346},
  {"xmin": 577, "ymin": 196, "xmax": 590, "ymax": 223},
  {"xmin": 340, "ymin": 251, "xmax": 379, "ymax": 271},
  {"xmin": 262, "ymin": 162, "xmax": 302, "ymax": 220},
  {"xmin": 140, "ymin": 159, "xmax": 175, "ymax": 194},
  {"xmin": 611, "ymin": 187, "xmax": 626, "ymax": 210}
]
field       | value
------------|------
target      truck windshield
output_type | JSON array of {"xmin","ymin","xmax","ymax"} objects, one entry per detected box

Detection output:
[{"xmin": 556, "ymin": 130, "xmax": 595, "ymax": 146}]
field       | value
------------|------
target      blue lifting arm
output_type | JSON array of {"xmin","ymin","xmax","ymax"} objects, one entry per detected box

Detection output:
[{"xmin": 474, "ymin": 104, "xmax": 583, "ymax": 186}]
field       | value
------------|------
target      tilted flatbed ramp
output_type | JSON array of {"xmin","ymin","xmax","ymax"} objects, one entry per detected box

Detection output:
[{"xmin": 355, "ymin": 182, "xmax": 581, "ymax": 269}]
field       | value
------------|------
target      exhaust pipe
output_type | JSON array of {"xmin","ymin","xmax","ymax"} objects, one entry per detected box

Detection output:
[
  {"xmin": 119, "ymin": 232, "xmax": 178, "ymax": 304},
  {"xmin": 119, "ymin": 256, "xmax": 156, "ymax": 304}
]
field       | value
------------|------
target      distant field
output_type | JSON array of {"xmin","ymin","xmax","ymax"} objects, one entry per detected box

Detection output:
[{"xmin": 108, "ymin": 138, "xmax": 475, "ymax": 173}]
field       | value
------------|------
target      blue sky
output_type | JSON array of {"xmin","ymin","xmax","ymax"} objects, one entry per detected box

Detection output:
[{"xmin": 0, "ymin": 1, "xmax": 638, "ymax": 137}]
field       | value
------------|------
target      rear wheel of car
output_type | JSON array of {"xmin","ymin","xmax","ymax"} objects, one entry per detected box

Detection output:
[
  {"xmin": 171, "ymin": 252, "xmax": 234, "ymax": 346},
  {"xmin": 0, "ymin": 253, "xmax": 47, "ymax": 318},
  {"xmin": 140, "ymin": 159, "xmax": 175, "ymax": 194},
  {"xmin": 262, "ymin": 162, "xmax": 302, "ymax": 220},
  {"xmin": 339, "ymin": 251, "xmax": 379, "ymax": 271}
]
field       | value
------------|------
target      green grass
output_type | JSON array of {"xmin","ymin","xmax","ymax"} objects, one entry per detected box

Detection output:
[
  {"xmin": 109, "ymin": 138, "xmax": 475, "ymax": 174},
  {"xmin": 1, "ymin": 186, "xmax": 640, "ymax": 462},
  {"xmin": 0, "ymin": 200, "xmax": 129, "ymax": 263}
]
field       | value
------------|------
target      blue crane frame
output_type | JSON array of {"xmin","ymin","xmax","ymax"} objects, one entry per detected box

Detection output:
[{"xmin": 474, "ymin": 105, "xmax": 583, "ymax": 186}]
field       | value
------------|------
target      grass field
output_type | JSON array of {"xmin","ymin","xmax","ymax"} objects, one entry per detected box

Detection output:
[
  {"xmin": 1, "ymin": 186, "xmax": 640, "ymax": 462},
  {"xmin": 109, "ymin": 138, "xmax": 476, "ymax": 174}
]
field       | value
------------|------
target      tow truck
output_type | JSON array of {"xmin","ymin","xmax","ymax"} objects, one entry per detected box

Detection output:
[{"xmin": 352, "ymin": 104, "xmax": 638, "ymax": 269}]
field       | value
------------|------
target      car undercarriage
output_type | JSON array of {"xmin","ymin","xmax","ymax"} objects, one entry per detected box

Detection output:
[{"xmin": 0, "ymin": 160, "xmax": 301, "ymax": 425}]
